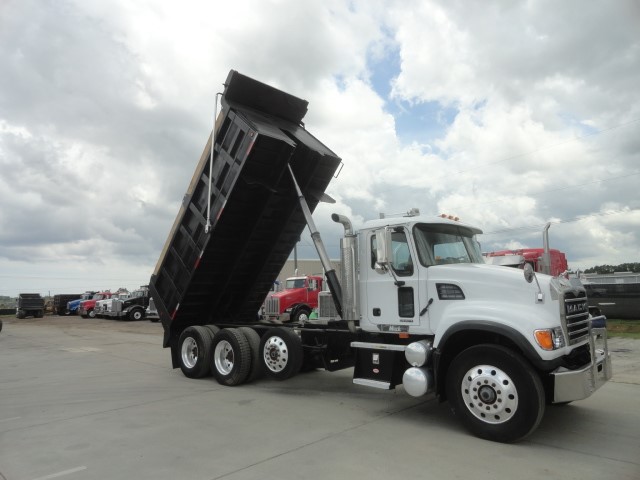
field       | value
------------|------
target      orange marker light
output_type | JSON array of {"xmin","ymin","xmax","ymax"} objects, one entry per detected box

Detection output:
[{"xmin": 534, "ymin": 330, "xmax": 554, "ymax": 350}]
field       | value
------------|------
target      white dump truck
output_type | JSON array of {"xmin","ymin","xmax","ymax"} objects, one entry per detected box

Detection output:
[{"xmin": 149, "ymin": 70, "xmax": 611, "ymax": 442}]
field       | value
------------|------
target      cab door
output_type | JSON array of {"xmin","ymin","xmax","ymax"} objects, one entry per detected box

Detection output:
[{"xmin": 364, "ymin": 228, "xmax": 421, "ymax": 329}]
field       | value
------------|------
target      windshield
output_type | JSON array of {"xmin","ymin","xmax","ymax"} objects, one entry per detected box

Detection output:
[
  {"xmin": 286, "ymin": 278, "xmax": 306, "ymax": 289},
  {"xmin": 93, "ymin": 294, "xmax": 105, "ymax": 300},
  {"xmin": 413, "ymin": 223, "xmax": 484, "ymax": 267}
]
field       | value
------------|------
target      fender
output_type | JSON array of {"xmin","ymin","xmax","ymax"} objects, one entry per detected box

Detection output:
[
  {"xmin": 289, "ymin": 303, "xmax": 312, "ymax": 318},
  {"xmin": 437, "ymin": 320, "xmax": 564, "ymax": 372}
]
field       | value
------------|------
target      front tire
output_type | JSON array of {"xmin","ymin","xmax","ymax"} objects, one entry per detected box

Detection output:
[
  {"xmin": 446, "ymin": 344, "xmax": 545, "ymax": 443},
  {"xmin": 177, "ymin": 326, "xmax": 213, "ymax": 378},
  {"xmin": 210, "ymin": 328, "xmax": 251, "ymax": 386},
  {"xmin": 260, "ymin": 327, "xmax": 303, "ymax": 380},
  {"xmin": 291, "ymin": 307, "xmax": 311, "ymax": 323},
  {"xmin": 128, "ymin": 309, "xmax": 144, "ymax": 321}
]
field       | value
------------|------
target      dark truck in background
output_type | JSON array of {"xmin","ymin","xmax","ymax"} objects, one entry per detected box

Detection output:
[
  {"xmin": 53, "ymin": 294, "xmax": 82, "ymax": 316},
  {"xmin": 103, "ymin": 287, "xmax": 150, "ymax": 321},
  {"xmin": 16, "ymin": 293, "xmax": 45, "ymax": 319},
  {"xmin": 149, "ymin": 70, "xmax": 610, "ymax": 443}
]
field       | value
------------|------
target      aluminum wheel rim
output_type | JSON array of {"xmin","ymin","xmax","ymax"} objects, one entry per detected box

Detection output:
[
  {"xmin": 461, "ymin": 364, "xmax": 518, "ymax": 424},
  {"xmin": 297, "ymin": 312, "xmax": 309, "ymax": 322},
  {"xmin": 181, "ymin": 337, "xmax": 198, "ymax": 369},
  {"xmin": 263, "ymin": 336, "xmax": 288, "ymax": 373},
  {"xmin": 214, "ymin": 340, "xmax": 235, "ymax": 375}
]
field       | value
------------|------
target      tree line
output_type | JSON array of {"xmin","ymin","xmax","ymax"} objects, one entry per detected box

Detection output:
[{"xmin": 583, "ymin": 263, "xmax": 640, "ymax": 274}]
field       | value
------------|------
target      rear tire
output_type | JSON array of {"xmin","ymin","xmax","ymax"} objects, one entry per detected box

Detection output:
[
  {"xmin": 177, "ymin": 326, "xmax": 214, "ymax": 378},
  {"xmin": 239, "ymin": 327, "xmax": 264, "ymax": 382},
  {"xmin": 203, "ymin": 324, "xmax": 220, "ymax": 337},
  {"xmin": 446, "ymin": 344, "xmax": 545, "ymax": 443},
  {"xmin": 259, "ymin": 327, "xmax": 303, "ymax": 380},
  {"xmin": 210, "ymin": 328, "xmax": 251, "ymax": 386}
]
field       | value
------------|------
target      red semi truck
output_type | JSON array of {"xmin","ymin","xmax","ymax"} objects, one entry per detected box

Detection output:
[
  {"xmin": 484, "ymin": 248, "xmax": 568, "ymax": 276},
  {"xmin": 263, "ymin": 275, "xmax": 323, "ymax": 322},
  {"xmin": 78, "ymin": 292, "xmax": 114, "ymax": 318}
]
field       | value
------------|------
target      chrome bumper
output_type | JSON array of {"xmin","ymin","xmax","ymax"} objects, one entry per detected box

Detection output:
[{"xmin": 552, "ymin": 327, "xmax": 612, "ymax": 403}]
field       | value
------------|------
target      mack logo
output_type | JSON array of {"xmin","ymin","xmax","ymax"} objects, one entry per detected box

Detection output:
[{"xmin": 566, "ymin": 302, "xmax": 587, "ymax": 314}]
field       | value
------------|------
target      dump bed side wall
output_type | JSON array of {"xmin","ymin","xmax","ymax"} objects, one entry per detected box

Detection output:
[
  {"xmin": 149, "ymin": 71, "xmax": 341, "ymax": 348},
  {"xmin": 17, "ymin": 294, "xmax": 45, "ymax": 309}
]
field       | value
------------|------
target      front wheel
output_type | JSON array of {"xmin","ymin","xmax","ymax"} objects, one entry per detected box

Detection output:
[
  {"xmin": 260, "ymin": 327, "xmax": 303, "ymax": 380},
  {"xmin": 128, "ymin": 309, "xmax": 144, "ymax": 321},
  {"xmin": 291, "ymin": 307, "xmax": 311, "ymax": 323},
  {"xmin": 446, "ymin": 344, "xmax": 545, "ymax": 443}
]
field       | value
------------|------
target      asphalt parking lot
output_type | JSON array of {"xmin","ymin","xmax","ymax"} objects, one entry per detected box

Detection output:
[{"xmin": 1, "ymin": 316, "xmax": 639, "ymax": 480}]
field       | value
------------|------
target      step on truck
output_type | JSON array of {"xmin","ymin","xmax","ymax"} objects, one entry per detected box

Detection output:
[{"xmin": 149, "ymin": 70, "xmax": 611, "ymax": 443}]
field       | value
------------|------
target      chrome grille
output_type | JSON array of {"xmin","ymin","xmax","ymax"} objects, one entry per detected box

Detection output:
[
  {"xmin": 318, "ymin": 291, "xmax": 340, "ymax": 321},
  {"xmin": 264, "ymin": 296, "xmax": 280, "ymax": 316},
  {"xmin": 563, "ymin": 290, "xmax": 590, "ymax": 345}
]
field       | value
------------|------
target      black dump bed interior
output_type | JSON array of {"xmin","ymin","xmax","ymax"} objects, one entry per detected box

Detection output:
[{"xmin": 149, "ymin": 71, "xmax": 342, "ymax": 346}]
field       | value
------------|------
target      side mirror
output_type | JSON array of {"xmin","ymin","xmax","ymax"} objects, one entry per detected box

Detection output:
[
  {"xmin": 524, "ymin": 263, "xmax": 535, "ymax": 284},
  {"xmin": 375, "ymin": 227, "xmax": 393, "ymax": 270}
]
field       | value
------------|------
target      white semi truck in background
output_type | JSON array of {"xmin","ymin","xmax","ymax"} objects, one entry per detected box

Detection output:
[{"xmin": 149, "ymin": 70, "xmax": 611, "ymax": 443}]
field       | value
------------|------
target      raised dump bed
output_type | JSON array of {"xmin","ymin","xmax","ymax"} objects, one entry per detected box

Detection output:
[{"xmin": 149, "ymin": 70, "xmax": 342, "ymax": 348}]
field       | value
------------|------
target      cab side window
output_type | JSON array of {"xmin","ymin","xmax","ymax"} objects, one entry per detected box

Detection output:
[{"xmin": 391, "ymin": 231, "xmax": 414, "ymax": 276}]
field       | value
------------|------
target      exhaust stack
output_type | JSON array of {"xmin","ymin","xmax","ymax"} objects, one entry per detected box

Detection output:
[{"xmin": 332, "ymin": 214, "xmax": 359, "ymax": 331}]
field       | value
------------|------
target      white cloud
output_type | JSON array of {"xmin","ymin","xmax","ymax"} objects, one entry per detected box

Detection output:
[{"xmin": 0, "ymin": 0, "xmax": 638, "ymax": 296}]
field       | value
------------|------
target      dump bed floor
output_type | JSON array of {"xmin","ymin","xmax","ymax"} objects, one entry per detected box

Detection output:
[{"xmin": 149, "ymin": 71, "xmax": 341, "ymax": 346}]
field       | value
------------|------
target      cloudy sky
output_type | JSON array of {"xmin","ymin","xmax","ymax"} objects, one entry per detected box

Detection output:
[{"xmin": 1, "ymin": 0, "xmax": 639, "ymax": 297}]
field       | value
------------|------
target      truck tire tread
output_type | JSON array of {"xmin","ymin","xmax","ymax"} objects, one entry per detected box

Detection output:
[
  {"xmin": 210, "ymin": 328, "xmax": 251, "ymax": 386},
  {"xmin": 238, "ymin": 327, "xmax": 264, "ymax": 382},
  {"xmin": 178, "ymin": 325, "xmax": 214, "ymax": 379},
  {"xmin": 446, "ymin": 344, "xmax": 545, "ymax": 443}
]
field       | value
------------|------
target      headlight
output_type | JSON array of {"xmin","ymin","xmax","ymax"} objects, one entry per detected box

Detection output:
[{"xmin": 534, "ymin": 327, "xmax": 566, "ymax": 350}]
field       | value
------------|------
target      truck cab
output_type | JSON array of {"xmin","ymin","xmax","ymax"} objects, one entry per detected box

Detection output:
[
  {"xmin": 78, "ymin": 292, "xmax": 113, "ymax": 318},
  {"xmin": 263, "ymin": 275, "xmax": 323, "ymax": 322},
  {"xmin": 66, "ymin": 291, "xmax": 96, "ymax": 315},
  {"xmin": 105, "ymin": 287, "xmax": 150, "ymax": 321},
  {"xmin": 484, "ymin": 248, "xmax": 568, "ymax": 276}
]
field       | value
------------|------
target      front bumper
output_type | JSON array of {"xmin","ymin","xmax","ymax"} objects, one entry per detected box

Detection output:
[{"xmin": 552, "ymin": 327, "xmax": 612, "ymax": 403}]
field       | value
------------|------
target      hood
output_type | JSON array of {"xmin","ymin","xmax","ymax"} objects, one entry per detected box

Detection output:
[{"xmin": 428, "ymin": 263, "xmax": 558, "ymax": 310}]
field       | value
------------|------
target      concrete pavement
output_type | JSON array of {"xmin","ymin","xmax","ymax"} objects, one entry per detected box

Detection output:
[{"xmin": 1, "ymin": 316, "xmax": 638, "ymax": 480}]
